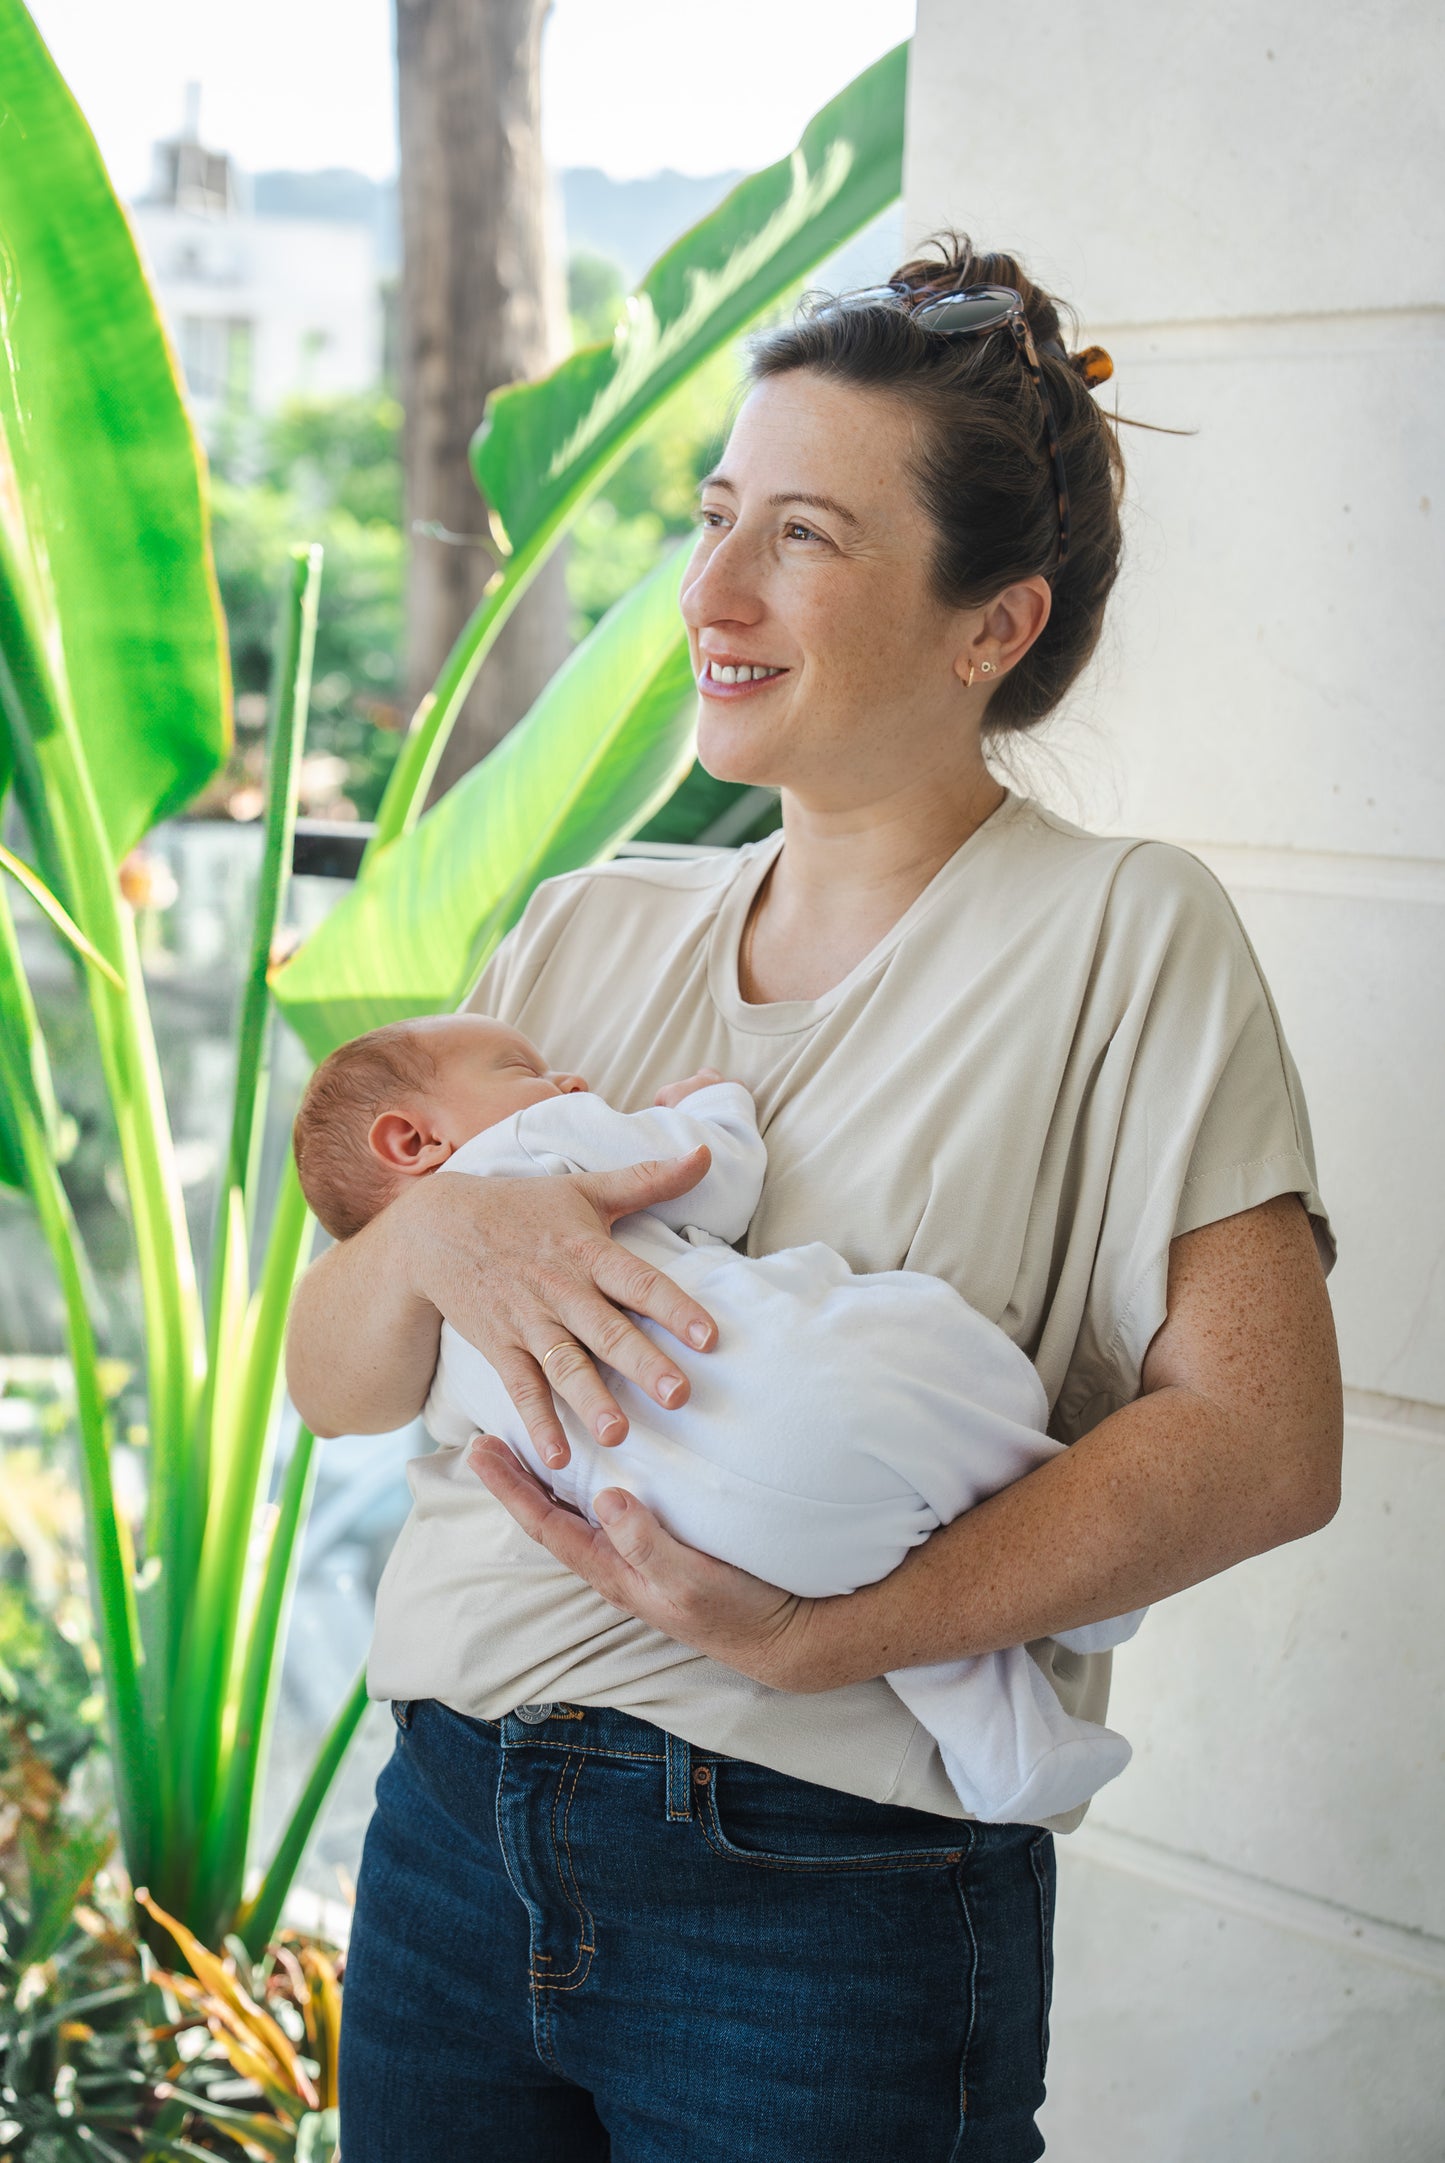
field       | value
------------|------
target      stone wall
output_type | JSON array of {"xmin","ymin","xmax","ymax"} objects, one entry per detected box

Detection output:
[{"xmin": 906, "ymin": 5, "xmax": 1445, "ymax": 2153}]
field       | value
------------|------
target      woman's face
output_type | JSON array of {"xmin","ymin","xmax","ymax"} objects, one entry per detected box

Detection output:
[{"xmin": 681, "ymin": 370, "xmax": 979, "ymax": 807}]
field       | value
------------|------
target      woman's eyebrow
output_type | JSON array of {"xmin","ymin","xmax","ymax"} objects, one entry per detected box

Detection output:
[{"xmin": 698, "ymin": 473, "xmax": 862, "ymax": 531}]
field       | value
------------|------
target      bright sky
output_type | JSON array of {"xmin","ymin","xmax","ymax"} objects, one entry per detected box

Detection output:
[{"xmin": 26, "ymin": 0, "xmax": 914, "ymax": 194}]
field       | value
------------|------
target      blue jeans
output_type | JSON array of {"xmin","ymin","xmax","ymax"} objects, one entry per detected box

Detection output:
[{"xmin": 338, "ymin": 1698, "xmax": 1055, "ymax": 2161}]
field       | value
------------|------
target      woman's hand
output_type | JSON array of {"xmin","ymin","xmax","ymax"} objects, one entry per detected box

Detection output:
[
  {"xmin": 468, "ymin": 1436, "xmax": 821, "ymax": 1690},
  {"xmin": 285, "ymin": 1147, "xmax": 719, "ymax": 1459},
  {"xmin": 400, "ymin": 1151, "xmax": 723, "ymax": 1470}
]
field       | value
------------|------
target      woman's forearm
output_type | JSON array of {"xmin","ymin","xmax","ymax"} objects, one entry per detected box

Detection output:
[
  {"xmin": 786, "ymin": 1381, "xmax": 1332, "ymax": 1688},
  {"xmin": 285, "ymin": 1193, "xmax": 442, "ymax": 1437},
  {"xmin": 786, "ymin": 1196, "xmax": 1343, "ymax": 1692}
]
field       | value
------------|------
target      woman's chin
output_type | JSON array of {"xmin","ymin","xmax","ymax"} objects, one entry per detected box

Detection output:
[{"xmin": 695, "ymin": 718, "xmax": 784, "ymax": 792}]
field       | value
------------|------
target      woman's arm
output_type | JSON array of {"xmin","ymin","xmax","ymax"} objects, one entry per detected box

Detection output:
[
  {"xmin": 285, "ymin": 1146, "xmax": 721, "ymax": 1457},
  {"xmin": 470, "ymin": 1193, "xmax": 1343, "ymax": 1687}
]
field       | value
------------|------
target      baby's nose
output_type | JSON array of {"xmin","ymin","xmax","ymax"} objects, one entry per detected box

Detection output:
[{"xmin": 551, "ymin": 1071, "xmax": 588, "ymax": 1094}]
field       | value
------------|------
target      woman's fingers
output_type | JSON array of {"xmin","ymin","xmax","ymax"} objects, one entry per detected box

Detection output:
[
  {"xmin": 468, "ymin": 1437, "xmax": 640, "ymax": 1610},
  {"xmin": 582, "ymin": 1231, "xmax": 716, "ymax": 1356},
  {"xmin": 469, "ymin": 1435, "xmax": 812, "ymax": 1689},
  {"xmin": 494, "ymin": 1283, "xmax": 706, "ymax": 1466},
  {"xmin": 489, "ymin": 1347, "xmax": 577, "ymax": 1469},
  {"xmin": 411, "ymin": 1159, "xmax": 718, "ymax": 1464}
]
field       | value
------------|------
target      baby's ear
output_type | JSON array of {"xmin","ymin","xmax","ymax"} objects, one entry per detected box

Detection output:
[{"xmin": 368, "ymin": 1109, "xmax": 453, "ymax": 1176}]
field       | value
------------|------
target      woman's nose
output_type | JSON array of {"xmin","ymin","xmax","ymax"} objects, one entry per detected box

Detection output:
[{"xmin": 681, "ymin": 527, "xmax": 763, "ymax": 634}]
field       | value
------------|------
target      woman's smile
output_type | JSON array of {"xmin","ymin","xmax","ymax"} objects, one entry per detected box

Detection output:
[{"xmin": 697, "ymin": 651, "xmax": 791, "ymax": 698}]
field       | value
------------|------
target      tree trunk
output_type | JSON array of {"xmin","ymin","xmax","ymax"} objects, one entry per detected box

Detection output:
[{"xmin": 395, "ymin": 0, "xmax": 570, "ymax": 806}]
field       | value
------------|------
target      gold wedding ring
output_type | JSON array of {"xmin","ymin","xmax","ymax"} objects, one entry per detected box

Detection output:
[{"xmin": 540, "ymin": 1341, "xmax": 574, "ymax": 1382}]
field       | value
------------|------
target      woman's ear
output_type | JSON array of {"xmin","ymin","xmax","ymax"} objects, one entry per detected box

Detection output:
[
  {"xmin": 981, "ymin": 575, "xmax": 1052, "ymax": 672},
  {"xmin": 367, "ymin": 1109, "xmax": 455, "ymax": 1177}
]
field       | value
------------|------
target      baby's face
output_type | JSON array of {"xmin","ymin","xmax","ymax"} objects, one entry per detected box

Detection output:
[{"xmin": 405, "ymin": 1014, "xmax": 588, "ymax": 1148}]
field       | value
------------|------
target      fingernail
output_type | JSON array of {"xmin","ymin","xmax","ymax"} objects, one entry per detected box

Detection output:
[
  {"xmin": 543, "ymin": 1442, "xmax": 567, "ymax": 1468},
  {"xmin": 688, "ymin": 1323, "xmax": 710, "ymax": 1348},
  {"xmin": 659, "ymin": 1374, "xmax": 685, "ymax": 1406},
  {"xmin": 594, "ymin": 1490, "xmax": 627, "ymax": 1525},
  {"xmin": 596, "ymin": 1414, "xmax": 625, "ymax": 1444}
]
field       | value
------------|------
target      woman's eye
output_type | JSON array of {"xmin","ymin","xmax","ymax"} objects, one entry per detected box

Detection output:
[
  {"xmin": 697, "ymin": 506, "xmax": 726, "ymax": 529},
  {"xmin": 782, "ymin": 520, "xmax": 822, "ymax": 543}
]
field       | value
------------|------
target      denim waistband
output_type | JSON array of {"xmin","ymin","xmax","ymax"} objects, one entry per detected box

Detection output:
[{"xmin": 396, "ymin": 1695, "xmax": 718, "ymax": 1813}]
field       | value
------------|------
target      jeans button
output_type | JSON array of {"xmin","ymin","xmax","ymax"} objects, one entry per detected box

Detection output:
[{"xmin": 514, "ymin": 1700, "xmax": 554, "ymax": 1725}]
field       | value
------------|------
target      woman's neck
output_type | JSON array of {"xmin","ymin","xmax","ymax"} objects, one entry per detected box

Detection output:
[{"xmin": 738, "ymin": 766, "xmax": 1008, "ymax": 1007}]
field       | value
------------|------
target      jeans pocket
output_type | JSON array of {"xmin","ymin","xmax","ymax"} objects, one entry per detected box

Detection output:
[{"xmin": 698, "ymin": 1758, "xmax": 969, "ymax": 1874}]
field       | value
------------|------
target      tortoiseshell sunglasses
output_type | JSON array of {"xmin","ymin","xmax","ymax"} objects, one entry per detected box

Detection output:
[{"xmin": 838, "ymin": 282, "xmax": 1073, "ymax": 574}]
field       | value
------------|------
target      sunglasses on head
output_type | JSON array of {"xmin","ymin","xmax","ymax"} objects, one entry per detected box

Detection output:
[{"xmin": 836, "ymin": 282, "xmax": 1073, "ymax": 574}]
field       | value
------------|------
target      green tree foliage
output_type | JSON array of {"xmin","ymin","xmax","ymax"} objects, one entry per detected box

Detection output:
[{"xmin": 209, "ymin": 398, "xmax": 406, "ymax": 823}]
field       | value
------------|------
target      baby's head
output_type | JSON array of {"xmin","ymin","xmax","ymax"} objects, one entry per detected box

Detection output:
[{"xmin": 293, "ymin": 1013, "xmax": 587, "ymax": 1240}]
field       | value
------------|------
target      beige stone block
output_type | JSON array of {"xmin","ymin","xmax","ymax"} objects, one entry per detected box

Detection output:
[
  {"xmin": 1025, "ymin": 318, "xmax": 1445, "ymax": 863},
  {"xmin": 1092, "ymin": 1405, "xmax": 1445, "ymax": 1938},
  {"xmin": 1043, "ymin": 1842, "xmax": 1445, "ymax": 2163},
  {"xmin": 905, "ymin": 0, "xmax": 1445, "ymax": 326}
]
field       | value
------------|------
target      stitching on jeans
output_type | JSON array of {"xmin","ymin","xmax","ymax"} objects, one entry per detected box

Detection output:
[
  {"xmin": 697, "ymin": 1784, "xmax": 964, "ymax": 1875},
  {"xmin": 949, "ymin": 1851, "xmax": 981, "ymax": 2153},
  {"xmin": 1030, "ymin": 1833, "xmax": 1055, "ymax": 2071},
  {"xmin": 531, "ymin": 1753, "xmax": 589, "ymax": 1983},
  {"xmin": 530, "ymin": 1755, "xmax": 594, "ymax": 1992},
  {"xmin": 507, "ymin": 1741, "xmax": 664, "ymax": 1763}
]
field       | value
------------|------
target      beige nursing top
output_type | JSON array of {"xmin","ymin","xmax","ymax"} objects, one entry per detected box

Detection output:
[{"xmin": 366, "ymin": 790, "xmax": 1334, "ymax": 1830}]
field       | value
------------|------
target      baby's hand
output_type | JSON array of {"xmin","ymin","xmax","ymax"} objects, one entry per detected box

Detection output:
[{"xmin": 654, "ymin": 1067, "xmax": 727, "ymax": 1108}]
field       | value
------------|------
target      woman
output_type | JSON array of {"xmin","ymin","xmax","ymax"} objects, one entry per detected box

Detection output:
[{"xmin": 291, "ymin": 238, "xmax": 1342, "ymax": 2161}]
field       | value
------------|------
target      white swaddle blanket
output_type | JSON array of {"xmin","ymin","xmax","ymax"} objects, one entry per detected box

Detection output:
[{"xmin": 418, "ymin": 1081, "xmax": 1145, "ymax": 1824}]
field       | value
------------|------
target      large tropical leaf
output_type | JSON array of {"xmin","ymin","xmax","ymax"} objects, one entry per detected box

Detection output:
[
  {"xmin": 370, "ymin": 41, "xmax": 907, "ymax": 841},
  {"xmin": 0, "ymin": 0, "xmax": 230, "ymax": 860},
  {"xmin": 274, "ymin": 547, "xmax": 697, "ymax": 1061},
  {"xmin": 472, "ymin": 42, "xmax": 908, "ymax": 558}
]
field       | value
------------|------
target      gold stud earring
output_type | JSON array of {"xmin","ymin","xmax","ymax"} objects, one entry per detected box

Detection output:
[{"xmin": 980, "ymin": 660, "xmax": 997, "ymax": 675}]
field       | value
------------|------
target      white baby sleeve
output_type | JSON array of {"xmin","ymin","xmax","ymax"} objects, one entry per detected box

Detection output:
[{"xmin": 513, "ymin": 1083, "xmax": 767, "ymax": 1245}]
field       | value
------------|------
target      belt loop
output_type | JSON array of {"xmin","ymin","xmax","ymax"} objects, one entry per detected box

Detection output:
[{"xmin": 665, "ymin": 1728, "xmax": 693, "ymax": 1821}]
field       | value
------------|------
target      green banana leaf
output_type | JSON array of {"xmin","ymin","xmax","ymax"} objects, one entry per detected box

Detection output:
[
  {"xmin": 473, "ymin": 42, "xmax": 907, "ymax": 558},
  {"xmin": 275, "ymin": 547, "xmax": 698, "ymax": 1061},
  {"xmin": 370, "ymin": 41, "xmax": 906, "ymax": 841},
  {"xmin": 0, "ymin": 0, "xmax": 230, "ymax": 863}
]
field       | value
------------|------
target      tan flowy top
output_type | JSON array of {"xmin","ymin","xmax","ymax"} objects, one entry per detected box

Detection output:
[{"xmin": 366, "ymin": 790, "xmax": 1334, "ymax": 1830}]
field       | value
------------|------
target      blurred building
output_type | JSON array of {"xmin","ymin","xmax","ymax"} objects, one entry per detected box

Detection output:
[
  {"xmin": 129, "ymin": 91, "xmax": 382, "ymax": 436},
  {"xmin": 907, "ymin": 3, "xmax": 1443, "ymax": 2156}
]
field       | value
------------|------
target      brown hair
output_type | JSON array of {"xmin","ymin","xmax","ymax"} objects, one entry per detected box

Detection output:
[
  {"xmin": 747, "ymin": 232, "xmax": 1135, "ymax": 733},
  {"xmin": 292, "ymin": 1022, "xmax": 439, "ymax": 1241}
]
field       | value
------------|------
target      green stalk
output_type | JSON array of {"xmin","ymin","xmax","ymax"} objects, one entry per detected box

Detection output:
[
  {"xmin": 184, "ymin": 547, "xmax": 321, "ymax": 1607},
  {"xmin": 174, "ymin": 1159, "xmax": 312, "ymax": 1893},
  {"xmin": 0, "ymin": 896, "xmax": 153, "ymax": 1882},
  {"xmin": 173, "ymin": 551, "xmax": 319, "ymax": 1894},
  {"xmin": 194, "ymin": 1416, "xmax": 319, "ymax": 1936},
  {"xmin": 0, "ymin": 565, "xmax": 202, "ymax": 1686},
  {"xmin": 237, "ymin": 1667, "xmax": 370, "ymax": 1958},
  {"xmin": 226, "ymin": 546, "xmax": 322, "ymax": 1226}
]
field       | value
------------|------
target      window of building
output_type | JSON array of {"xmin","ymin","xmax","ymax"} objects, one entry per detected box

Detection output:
[{"xmin": 177, "ymin": 314, "xmax": 253, "ymax": 405}]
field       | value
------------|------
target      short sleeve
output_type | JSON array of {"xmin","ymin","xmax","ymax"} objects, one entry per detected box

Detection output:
[{"xmin": 1053, "ymin": 842, "xmax": 1335, "ymax": 1441}]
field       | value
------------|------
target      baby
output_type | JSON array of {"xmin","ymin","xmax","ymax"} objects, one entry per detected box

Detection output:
[{"xmin": 293, "ymin": 1011, "xmax": 1145, "ymax": 1825}]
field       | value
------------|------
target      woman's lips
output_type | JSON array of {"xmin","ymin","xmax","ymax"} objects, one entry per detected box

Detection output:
[{"xmin": 697, "ymin": 658, "xmax": 789, "ymax": 699}]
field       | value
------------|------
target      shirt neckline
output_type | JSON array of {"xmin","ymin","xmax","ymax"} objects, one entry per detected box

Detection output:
[{"xmin": 706, "ymin": 788, "xmax": 1025, "ymax": 1038}]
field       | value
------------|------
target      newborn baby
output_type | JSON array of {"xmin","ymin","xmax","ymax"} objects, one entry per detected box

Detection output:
[{"xmin": 292, "ymin": 1011, "xmax": 1145, "ymax": 1824}]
